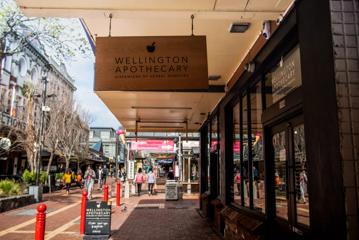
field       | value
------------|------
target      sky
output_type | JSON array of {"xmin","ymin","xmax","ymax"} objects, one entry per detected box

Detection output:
[
  {"xmin": 63, "ymin": 20, "xmax": 122, "ymax": 129},
  {"xmin": 66, "ymin": 55, "xmax": 122, "ymax": 129},
  {"xmin": 2, "ymin": 0, "xmax": 122, "ymax": 129}
]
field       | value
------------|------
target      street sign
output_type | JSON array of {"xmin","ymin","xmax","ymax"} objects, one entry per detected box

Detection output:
[
  {"xmin": 41, "ymin": 106, "xmax": 51, "ymax": 112},
  {"xmin": 84, "ymin": 201, "xmax": 111, "ymax": 237}
]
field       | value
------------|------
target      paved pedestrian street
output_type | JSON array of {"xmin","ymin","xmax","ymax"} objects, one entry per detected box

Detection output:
[{"xmin": 0, "ymin": 184, "xmax": 219, "ymax": 240}]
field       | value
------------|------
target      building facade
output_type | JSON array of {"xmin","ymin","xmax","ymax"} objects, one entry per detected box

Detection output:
[
  {"xmin": 200, "ymin": 1, "xmax": 358, "ymax": 240},
  {"xmin": 0, "ymin": 36, "xmax": 76, "ymax": 175},
  {"xmin": 89, "ymin": 127, "xmax": 123, "ymax": 163}
]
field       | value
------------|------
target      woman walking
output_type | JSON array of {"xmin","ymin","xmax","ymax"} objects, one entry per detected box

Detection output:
[
  {"xmin": 135, "ymin": 168, "xmax": 144, "ymax": 196},
  {"xmin": 63, "ymin": 169, "xmax": 72, "ymax": 195},
  {"xmin": 84, "ymin": 165, "xmax": 96, "ymax": 200},
  {"xmin": 147, "ymin": 169, "xmax": 156, "ymax": 196}
]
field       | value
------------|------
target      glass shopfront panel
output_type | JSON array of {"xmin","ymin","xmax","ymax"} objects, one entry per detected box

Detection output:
[
  {"xmin": 211, "ymin": 115, "xmax": 220, "ymax": 195},
  {"xmin": 242, "ymin": 95, "xmax": 250, "ymax": 207},
  {"xmin": 251, "ymin": 83, "xmax": 265, "ymax": 213},
  {"xmin": 232, "ymin": 102, "xmax": 241, "ymax": 205},
  {"xmin": 273, "ymin": 130, "xmax": 288, "ymax": 220},
  {"xmin": 207, "ymin": 123, "xmax": 211, "ymax": 192},
  {"xmin": 294, "ymin": 124, "xmax": 309, "ymax": 226}
]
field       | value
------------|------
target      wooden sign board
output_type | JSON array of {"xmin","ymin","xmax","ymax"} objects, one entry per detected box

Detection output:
[
  {"xmin": 84, "ymin": 201, "xmax": 111, "ymax": 237},
  {"xmin": 95, "ymin": 36, "xmax": 208, "ymax": 91}
]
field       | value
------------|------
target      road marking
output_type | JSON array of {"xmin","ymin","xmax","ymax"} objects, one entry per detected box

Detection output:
[
  {"xmin": 0, "ymin": 201, "xmax": 80, "ymax": 237},
  {"xmin": 45, "ymin": 216, "xmax": 80, "ymax": 240}
]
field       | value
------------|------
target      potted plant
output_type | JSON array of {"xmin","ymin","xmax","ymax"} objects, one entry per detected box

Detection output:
[{"xmin": 22, "ymin": 170, "xmax": 42, "ymax": 202}]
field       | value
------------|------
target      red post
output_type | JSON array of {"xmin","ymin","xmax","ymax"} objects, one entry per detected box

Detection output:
[
  {"xmin": 80, "ymin": 190, "xmax": 87, "ymax": 235},
  {"xmin": 35, "ymin": 203, "xmax": 47, "ymax": 240},
  {"xmin": 104, "ymin": 184, "xmax": 109, "ymax": 202},
  {"xmin": 116, "ymin": 181, "xmax": 121, "ymax": 207}
]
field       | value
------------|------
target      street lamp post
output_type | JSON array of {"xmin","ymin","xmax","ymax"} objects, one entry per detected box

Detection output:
[{"xmin": 35, "ymin": 67, "xmax": 50, "ymax": 186}]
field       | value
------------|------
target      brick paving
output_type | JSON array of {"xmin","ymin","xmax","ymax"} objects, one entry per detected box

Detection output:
[{"xmin": 0, "ymin": 179, "xmax": 218, "ymax": 240}]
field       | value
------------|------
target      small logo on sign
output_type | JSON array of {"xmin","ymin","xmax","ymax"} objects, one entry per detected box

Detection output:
[{"xmin": 146, "ymin": 42, "xmax": 156, "ymax": 53}]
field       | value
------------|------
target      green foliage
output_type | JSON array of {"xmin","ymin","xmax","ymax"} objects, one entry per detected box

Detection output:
[
  {"xmin": 0, "ymin": 179, "xmax": 22, "ymax": 196},
  {"xmin": 0, "ymin": 0, "xmax": 91, "ymax": 61},
  {"xmin": 39, "ymin": 171, "xmax": 48, "ymax": 185},
  {"xmin": 55, "ymin": 172, "xmax": 64, "ymax": 181},
  {"xmin": 22, "ymin": 169, "xmax": 36, "ymax": 185},
  {"xmin": 21, "ymin": 81, "xmax": 35, "ymax": 99}
]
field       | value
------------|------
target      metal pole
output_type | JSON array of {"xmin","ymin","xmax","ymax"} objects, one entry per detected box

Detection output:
[
  {"xmin": 178, "ymin": 134, "xmax": 182, "ymax": 181},
  {"xmin": 35, "ymin": 73, "xmax": 48, "ymax": 186},
  {"xmin": 115, "ymin": 134, "xmax": 119, "ymax": 181}
]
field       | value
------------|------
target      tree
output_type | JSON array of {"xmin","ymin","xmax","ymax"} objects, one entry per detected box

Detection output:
[
  {"xmin": 20, "ymin": 80, "xmax": 38, "ymax": 171},
  {"xmin": 56, "ymin": 101, "xmax": 91, "ymax": 170},
  {"xmin": 0, "ymin": 0, "xmax": 90, "ymax": 64}
]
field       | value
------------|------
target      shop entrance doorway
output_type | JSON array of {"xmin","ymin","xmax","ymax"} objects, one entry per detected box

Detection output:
[{"xmin": 269, "ymin": 115, "xmax": 309, "ymax": 235}]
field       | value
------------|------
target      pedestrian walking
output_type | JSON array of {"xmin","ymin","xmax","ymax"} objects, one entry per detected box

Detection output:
[
  {"xmin": 234, "ymin": 170, "xmax": 241, "ymax": 196},
  {"xmin": 97, "ymin": 166, "xmax": 103, "ymax": 189},
  {"xmin": 76, "ymin": 170, "xmax": 83, "ymax": 189},
  {"xmin": 102, "ymin": 165, "xmax": 108, "ymax": 185},
  {"xmin": 147, "ymin": 169, "xmax": 156, "ymax": 195},
  {"xmin": 63, "ymin": 169, "xmax": 72, "ymax": 195},
  {"xmin": 84, "ymin": 165, "xmax": 96, "ymax": 200},
  {"xmin": 135, "ymin": 168, "xmax": 144, "ymax": 196}
]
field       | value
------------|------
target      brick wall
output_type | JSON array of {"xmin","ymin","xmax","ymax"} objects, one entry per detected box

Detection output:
[{"xmin": 331, "ymin": 1, "xmax": 359, "ymax": 239}]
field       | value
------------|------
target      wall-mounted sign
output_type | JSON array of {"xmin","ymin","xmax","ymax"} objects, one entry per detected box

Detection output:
[
  {"xmin": 95, "ymin": 36, "xmax": 208, "ymax": 91},
  {"xmin": 127, "ymin": 161, "xmax": 135, "ymax": 180},
  {"xmin": 271, "ymin": 47, "xmax": 302, "ymax": 103}
]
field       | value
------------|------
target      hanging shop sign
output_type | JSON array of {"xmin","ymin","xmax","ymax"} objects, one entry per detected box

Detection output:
[
  {"xmin": 95, "ymin": 36, "xmax": 208, "ymax": 91},
  {"xmin": 270, "ymin": 46, "xmax": 302, "ymax": 103}
]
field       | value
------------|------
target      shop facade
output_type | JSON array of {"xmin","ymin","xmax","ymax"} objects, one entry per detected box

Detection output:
[{"xmin": 199, "ymin": 1, "xmax": 357, "ymax": 239}]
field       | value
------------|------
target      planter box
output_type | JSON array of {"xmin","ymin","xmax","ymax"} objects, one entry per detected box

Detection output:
[
  {"xmin": 221, "ymin": 207, "xmax": 264, "ymax": 240},
  {"xmin": 29, "ymin": 185, "xmax": 43, "ymax": 202},
  {"xmin": 0, "ymin": 194, "xmax": 36, "ymax": 213}
]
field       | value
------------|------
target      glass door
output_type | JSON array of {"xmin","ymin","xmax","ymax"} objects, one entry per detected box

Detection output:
[{"xmin": 271, "ymin": 116, "xmax": 309, "ymax": 231}]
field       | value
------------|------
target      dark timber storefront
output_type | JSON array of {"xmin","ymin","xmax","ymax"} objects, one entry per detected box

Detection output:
[{"xmin": 199, "ymin": 1, "xmax": 356, "ymax": 240}]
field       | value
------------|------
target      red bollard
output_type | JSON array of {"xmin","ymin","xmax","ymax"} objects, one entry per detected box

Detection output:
[
  {"xmin": 80, "ymin": 190, "xmax": 87, "ymax": 235},
  {"xmin": 35, "ymin": 203, "xmax": 47, "ymax": 240},
  {"xmin": 116, "ymin": 181, "xmax": 121, "ymax": 207},
  {"xmin": 104, "ymin": 184, "xmax": 109, "ymax": 202}
]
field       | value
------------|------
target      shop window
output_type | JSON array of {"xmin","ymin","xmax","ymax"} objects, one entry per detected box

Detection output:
[
  {"xmin": 232, "ymin": 102, "xmax": 241, "ymax": 206},
  {"xmin": 294, "ymin": 124, "xmax": 309, "ymax": 226},
  {"xmin": 207, "ymin": 122, "xmax": 211, "ymax": 192},
  {"xmin": 273, "ymin": 130, "xmax": 288, "ymax": 220},
  {"xmin": 265, "ymin": 46, "xmax": 302, "ymax": 108},
  {"xmin": 251, "ymin": 83, "xmax": 265, "ymax": 213},
  {"xmin": 242, "ymin": 95, "xmax": 250, "ymax": 207},
  {"xmin": 211, "ymin": 115, "xmax": 220, "ymax": 195}
]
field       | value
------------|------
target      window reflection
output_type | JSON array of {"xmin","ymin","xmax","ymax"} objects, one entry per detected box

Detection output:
[
  {"xmin": 242, "ymin": 95, "xmax": 250, "ymax": 207},
  {"xmin": 294, "ymin": 124, "xmax": 309, "ymax": 226},
  {"xmin": 273, "ymin": 130, "xmax": 288, "ymax": 220},
  {"xmin": 251, "ymin": 83, "xmax": 265, "ymax": 213},
  {"xmin": 232, "ymin": 102, "xmax": 241, "ymax": 205}
]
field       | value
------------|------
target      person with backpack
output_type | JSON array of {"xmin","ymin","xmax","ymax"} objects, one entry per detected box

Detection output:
[
  {"xmin": 147, "ymin": 169, "xmax": 156, "ymax": 196},
  {"xmin": 135, "ymin": 168, "xmax": 144, "ymax": 196}
]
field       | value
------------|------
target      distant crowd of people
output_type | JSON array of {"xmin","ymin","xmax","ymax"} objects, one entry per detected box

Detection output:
[{"xmin": 62, "ymin": 165, "xmax": 111, "ymax": 199}]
